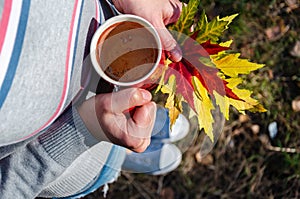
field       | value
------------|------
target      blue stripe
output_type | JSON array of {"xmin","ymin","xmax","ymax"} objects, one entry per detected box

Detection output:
[
  {"xmin": 0, "ymin": 1, "xmax": 31, "ymax": 108},
  {"xmin": 56, "ymin": 145, "xmax": 126, "ymax": 199},
  {"xmin": 70, "ymin": 0, "xmax": 84, "ymax": 77}
]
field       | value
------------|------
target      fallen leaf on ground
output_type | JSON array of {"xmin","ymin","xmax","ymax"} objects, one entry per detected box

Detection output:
[
  {"xmin": 265, "ymin": 24, "xmax": 289, "ymax": 41},
  {"xmin": 160, "ymin": 187, "xmax": 175, "ymax": 199},
  {"xmin": 195, "ymin": 153, "xmax": 214, "ymax": 165},
  {"xmin": 239, "ymin": 114, "xmax": 250, "ymax": 123},
  {"xmin": 285, "ymin": 0, "xmax": 299, "ymax": 12},
  {"xmin": 292, "ymin": 96, "xmax": 300, "ymax": 112}
]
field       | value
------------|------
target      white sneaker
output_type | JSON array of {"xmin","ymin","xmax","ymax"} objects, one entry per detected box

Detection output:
[
  {"xmin": 151, "ymin": 107, "xmax": 190, "ymax": 143},
  {"xmin": 122, "ymin": 143, "xmax": 182, "ymax": 175},
  {"xmin": 121, "ymin": 108, "xmax": 189, "ymax": 175}
]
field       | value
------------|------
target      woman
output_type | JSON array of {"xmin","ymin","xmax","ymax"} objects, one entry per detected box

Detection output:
[{"xmin": 0, "ymin": 0, "xmax": 185, "ymax": 198}]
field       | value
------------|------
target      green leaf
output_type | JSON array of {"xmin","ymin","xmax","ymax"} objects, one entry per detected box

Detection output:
[
  {"xmin": 196, "ymin": 11, "xmax": 208, "ymax": 34},
  {"xmin": 169, "ymin": 0, "xmax": 200, "ymax": 43},
  {"xmin": 196, "ymin": 13, "xmax": 239, "ymax": 43}
]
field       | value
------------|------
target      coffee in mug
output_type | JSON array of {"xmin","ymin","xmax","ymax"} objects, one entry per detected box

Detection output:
[{"xmin": 90, "ymin": 15, "xmax": 162, "ymax": 87}]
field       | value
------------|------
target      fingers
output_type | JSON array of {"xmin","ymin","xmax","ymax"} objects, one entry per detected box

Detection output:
[
  {"xmin": 166, "ymin": 0, "xmax": 182, "ymax": 24},
  {"xmin": 158, "ymin": 0, "xmax": 182, "ymax": 62},
  {"xmin": 95, "ymin": 88, "xmax": 155, "ymax": 152},
  {"xmin": 157, "ymin": 26, "xmax": 182, "ymax": 62},
  {"xmin": 110, "ymin": 88, "xmax": 152, "ymax": 113},
  {"xmin": 126, "ymin": 102, "xmax": 157, "ymax": 152}
]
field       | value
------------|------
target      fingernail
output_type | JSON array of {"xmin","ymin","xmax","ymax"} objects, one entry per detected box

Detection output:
[
  {"xmin": 140, "ymin": 89, "xmax": 152, "ymax": 101},
  {"xmin": 150, "ymin": 102, "xmax": 157, "ymax": 116},
  {"xmin": 146, "ymin": 102, "xmax": 156, "ymax": 124},
  {"xmin": 171, "ymin": 47, "xmax": 182, "ymax": 62}
]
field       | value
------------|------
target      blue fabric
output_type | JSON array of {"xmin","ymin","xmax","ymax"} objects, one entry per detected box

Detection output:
[
  {"xmin": 151, "ymin": 107, "xmax": 170, "ymax": 140},
  {"xmin": 55, "ymin": 145, "xmax": 126, "ymax": 199},
  {"xmin": 121, "ymin": 141, "xmax": 163, "ymax": 174}
]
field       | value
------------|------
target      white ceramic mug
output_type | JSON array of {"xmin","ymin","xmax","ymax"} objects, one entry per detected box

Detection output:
[{"xmin": 90, "ymin": 14, "xmax": 162, "ymax": 88}]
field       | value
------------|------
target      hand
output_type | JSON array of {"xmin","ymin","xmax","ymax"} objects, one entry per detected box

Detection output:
[
  {"xmin": 113, "ymin": 0, "xmax": 183, "ymax": 62},
  {"xmin": 77, "ymin": 88, "xmax": 156, "ymax": 153}
]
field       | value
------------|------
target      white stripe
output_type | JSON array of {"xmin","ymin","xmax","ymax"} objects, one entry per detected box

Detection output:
[
  {"xmin": 56, "ymin": 0, "xmax": 83, "ymax": 115},
  {"xmin": 0, "ymin": 1, "xmax": 22, "ymax": 90}
]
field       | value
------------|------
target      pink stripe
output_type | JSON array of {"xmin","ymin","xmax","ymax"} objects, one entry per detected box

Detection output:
[
  {"xmin": 40, "ymin": 0, "xmax": 79, "ymax": 127},
  {"xmin": 95, "ymin": 0, "xmax": 99, "ymax": 22},
  {"xmin": 0, "ymin": 0, "xmax": 12, "ymax": 54},
  {"xmin": 21, "ymin": 0, "xmax": 80, "ymax": 141},
  {"xmin": 94, "ymin": 0, "xmax": 99, "ymax": 31}
]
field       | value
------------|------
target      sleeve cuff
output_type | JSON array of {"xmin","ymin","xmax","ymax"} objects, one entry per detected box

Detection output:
[
  {"xmin": 105, "ymin": 0, "xmax": 122, "ymax": 15},
  {"xmin": 38, "ymin": 106, "xmax": 99, "ymax": 167}
]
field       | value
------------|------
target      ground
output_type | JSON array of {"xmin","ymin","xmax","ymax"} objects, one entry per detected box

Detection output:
[{"xmin": 84, "ymin": 0, "xmax": 300, "ymax": 198}]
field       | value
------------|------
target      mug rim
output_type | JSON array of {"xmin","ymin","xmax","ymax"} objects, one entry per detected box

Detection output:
[{"xmin": 90, "ymin": 14, "xmax": 162, "ymax": 87}]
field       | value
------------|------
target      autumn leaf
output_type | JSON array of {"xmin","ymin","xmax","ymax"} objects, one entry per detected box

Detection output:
[
  {"xmin": 201, "ymin": 40, "xmax": 231, "ymax": 55},
  {"xmin": 160, "ymin": 75, "xmax": 183, "ymax": 125},
  {"xmin": 169, "ymin": 0, "xmax": 200, "ymax": 43},
  {"xmin": 192, "ymin": 76, "xmax": 215, "ymax": 141},
  {"xmin": 179, "ymin": 35, "xmax": 230, "ymax": 97},
  {"xmin": 212, "ymin": 53, "xmax": 265, "ymax": 77},
  {"xmin": 225, "ymin": 77, "xmax": 267, "ymax": 113},
  {"xmin": 166, "ymin": 62, "xmax": 195, "ymax": 111},
  {"xmin": 155, "ymin": 58, "xmax": 172, "ymax": 93},
  {"xmin": 153, "ymin": 0, "xmax": 266, "ymax": 141},
  {"xmin": 196, "ymin": 11, "xmax": 238, "ymax": 43}
]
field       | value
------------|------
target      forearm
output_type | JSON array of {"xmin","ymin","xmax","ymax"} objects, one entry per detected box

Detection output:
[{"xmin": 0, "ymin": 106, "xmax": 99, "ymax": 198}]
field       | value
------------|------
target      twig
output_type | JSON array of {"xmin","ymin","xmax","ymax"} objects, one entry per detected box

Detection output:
[
  {"xmin": 156, "ymin": 175, "xmax": 165, "ymax": 195},
  {"xmin": 265, "ymin": 144, "xmax": 299, "ymax": 153},
  {"xmin": 259, "ymin": 135, "xmax": 300, "ymax": 153}
]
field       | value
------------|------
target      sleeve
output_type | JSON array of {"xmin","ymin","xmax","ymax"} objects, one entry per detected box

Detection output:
[
  {"xmin": 104, "ymin": 0, "xmax": 122, "ymax": 15},
  {"xmin": 0, "ymin": 105, "xmax": 99, "ymax": 198}
]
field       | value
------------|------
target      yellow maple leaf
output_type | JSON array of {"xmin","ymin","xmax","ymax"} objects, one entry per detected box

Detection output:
[
  {"xmin": 192, "ymin": 76, "xmax": 215, "ymax": 141},
  {"xmin": 161, "ymin": 74, "xmax": 176, "ymax": 94},
  {"xmin": 226, "ymin": 77, "xmax": 267, "ymax": 113},
  {"xmin": 155, "ymin": 59, "xmax": 172, "ymax": 94},
  {"xmin": 220, "ymin": 14, "xmax": 239, "ymax": 28},
  {"xmin": 214, "ymin": 91, "xmax": 230, "ymax": 120},
  {"xmin": 212, "ymin": 53, "xmax": 265, "ymax": 77},
  {"xmin": 219, "ymin": 40, "xmax": 233, "ymax": 48},
  {"xmin": 213, "ymin": 76, "xmax": 266, "ymax": 117},
  {"xmin": 165, "ymin": 93, "xmax": 183, "ymax": 126},
  {"xmin": 160, "ymin": 75, "xmax": 182, "ymax": 126},
  {"xmin": 156, "ymin": 0, "xmax": 266, "ymax": 142}
]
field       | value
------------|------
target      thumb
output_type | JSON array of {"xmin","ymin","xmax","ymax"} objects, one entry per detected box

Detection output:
[
  {"xmin": 156, "ymin": 23, "xmax": 182, "ymax": 62},
  {"xmin": 111, "ymin": 88, "xmax": 152, "ymax": 113}
]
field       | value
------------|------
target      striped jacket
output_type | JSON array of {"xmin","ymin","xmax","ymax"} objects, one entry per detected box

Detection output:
[{"xmin": 0, "ymin": 0, "xmax": 125, "ymax": 198}]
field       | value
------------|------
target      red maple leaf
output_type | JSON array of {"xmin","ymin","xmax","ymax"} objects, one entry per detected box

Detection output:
[
  {"xmin": 181, "ymin": 36, "xmax": 227, "ymax": 97},
  {"xmin": 165, "ymin": 61, "xmax": 195, "ymax": 110},
  {"xmin": 200, "ymin": 40, "xmax": 230, "ymax": 55},
  {"xmin": 161, "ymin": 35, "xmax": 242, "ymax": 108},
  {"xmin": 149, "ymin": 34, "xmax": 243, "ymax": 111}
]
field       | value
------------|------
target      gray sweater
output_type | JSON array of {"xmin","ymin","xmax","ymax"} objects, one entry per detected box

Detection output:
[{"xmin": 0, "ymin": 0, "xmax": 125, "ymax": 198}]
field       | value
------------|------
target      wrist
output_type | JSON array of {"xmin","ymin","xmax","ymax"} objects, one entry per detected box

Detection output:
[{"xmin": 77, "ymin": 97, "xmax": 110, "ymax": 143}]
